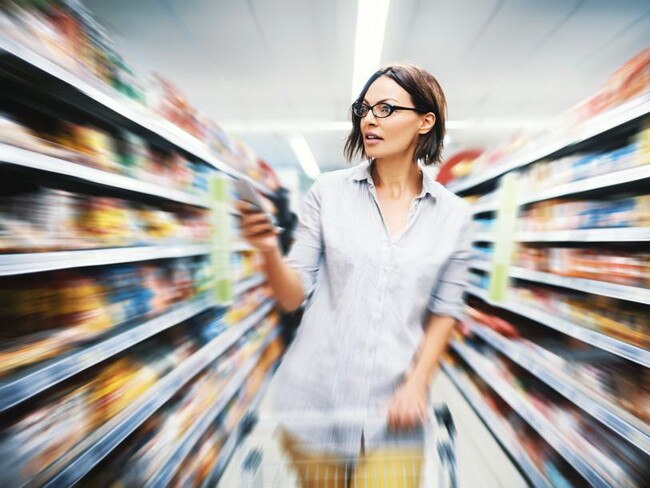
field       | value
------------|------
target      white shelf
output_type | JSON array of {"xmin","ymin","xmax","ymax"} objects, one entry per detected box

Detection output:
[
  {"xmin": 0, "ymin": 296, "xmax": 216, "ymax": 413},
  {"xmin": 0, "ymin": 244, "xmax": 210, "ymax": 276},
  {"xmin": 472, "ymin": 232, "xmax": 496, "ymax": 242},
  {"xmin": 0, "ymin": 142, "xmax": 209, "ymax": 207},
  {"xmin": 471, "ymin": 202, "xmax": 498, "ymax": 215},
  {"xmin": 232, "ymin": 240, "xmax": 255, "ymax": 252},
  {"xmin": 466, "ymin": 286, "xmax": 650, "ymax": 367},
  {"xmin": 465, "ymin": 319, "xmax": 650, "ymax": 455},
  {"xmin": 472, "ymin": 227, "xmax": 650, "ymax": 244},
  {"xmin": 469, "ymin": 260, "xmax": 491, "ymax": 272},
  {"xmin": 509, "ymin": 266, "xmax": 650, "ymax": 305},
  {"xmin": 521, "ymin": 163, "xmax": 650, "ymax": 205},
  {"xmin": 451, "ymin": 341, "xmax": 612, "ymax": 488},
  {"xmin": 441, "ymin": 362, "xmax": 551, "ymax": 488},
  {"xmin": 144, "ymin": 329, "xmax": 279, "ymax": 488},
  {"xmin": 202, "ymin": 357, "xmax": 279, "ymax": 487},
  {"xmin": 233, "ymin": 273, "xmax": 266, "ymax": 296},
  {"xmin": 0, "ymin": 34, "xmax": 272, "ymax": 196},
  {"xmin": 516, "ymin": 227, "xmax": 650, "ymax": 243},
  {"xmin": 447, "ymin": 93, "xmax": 650, "ymax": 194},
  {"xmin": 39, "ymin": 299, "xmax": 276, "ymax": 487}
]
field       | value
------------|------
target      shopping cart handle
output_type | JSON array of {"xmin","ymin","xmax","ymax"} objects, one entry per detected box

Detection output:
[{"xmin": 433, "ymin": 404, "xmax": 456, "ymax": 439}]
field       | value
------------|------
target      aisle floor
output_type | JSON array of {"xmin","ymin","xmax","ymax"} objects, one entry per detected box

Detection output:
[{"xmin": 219, "ymin": 371, "xmax": 528, "ymax": 487}]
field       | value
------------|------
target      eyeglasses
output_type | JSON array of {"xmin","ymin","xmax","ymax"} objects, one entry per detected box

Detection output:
[{"xmin": 351, "ymin": 101, "xmax": 425, "ymax": 119}]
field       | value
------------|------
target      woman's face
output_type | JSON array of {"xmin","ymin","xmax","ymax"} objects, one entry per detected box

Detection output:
[{"xmin": 359, "ymin": 76, "xmax": 432, "ymax": 162}]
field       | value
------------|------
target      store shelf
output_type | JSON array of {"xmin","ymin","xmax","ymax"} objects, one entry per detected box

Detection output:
[
  {"xmin": 509, "ymin": 266, "xmax": 650, "ymax": 305},
  {"xmin": 0, "ymin": 243, "xmax": 210, "ymax": 276},
  {"xmin": 233, "ymin": 273, "xmax": 266, "ymax": 296},
  {"xmin": 472, "ymin": 232, "xmax": 496, "ymax": 243},
  {"xmin": 471, "ymin": 202, "xmax": 498, "ymax": 215},
  {"xmin": 0, "ymin": 296, "xmax": 216, "ymax": 413},
  {"xmin": 516, "ymin": 227, "xmax": 650, "ymax": 242},
  {"xmin": 469, "ymin": 260, "xmax": 491, "ymax": 273},
  {"xmin": 465, "ymin": 319, "xmax": 650, "ymax": 455},
  {"xmin": 466, "ymin": 286, "xmax": 650, "ymax": 367},
  {"xmin": 451, "ymin": 341, "xmax": 611, "ymax": 488},
  {"xmin": 39, "ymin": 299, "xmax": 276, "ymax": 487},
  {"xmin": 472, "ymin": 227, "xmax": 650, "ymax": 244},
  {"xmin": 441, "ymin": 361, "xmax": 551, "ymax": 488},
  {"xmin": 232, "ymin": 240, "xmax": 255, "ymax": 252},
  {"xmin": 204, "ymin": 362, "xmax": 278, "ymax": 487},
  {"xmin": 521, "ymin": 164, "xmax": 650, "ymax": 205},
  {"xmin": 0, "ymin": 34, "xmax": 272, "ymax": 196},
  {"xmin": 144, "ymin": 329, "xmax": 280, "ymax": 488},
  {"xmin": 447, "ymin": 93, "xmax": 650, "ymax": 194},
  {"xmin": 0, "ymin": 142, "xmax": 209, "ymax": 208}
]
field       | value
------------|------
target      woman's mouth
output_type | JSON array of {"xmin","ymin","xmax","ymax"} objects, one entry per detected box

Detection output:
[{"xmin": 364, "ymin": 134, "xmax": 383, "ymax": 145}]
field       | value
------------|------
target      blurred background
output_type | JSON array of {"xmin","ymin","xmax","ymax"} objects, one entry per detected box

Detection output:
[{"xmin": 0, "ymin": 1, "xmax": 648, "ymax": 487}]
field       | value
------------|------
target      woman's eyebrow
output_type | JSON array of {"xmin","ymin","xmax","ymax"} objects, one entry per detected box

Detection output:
[{"xmin": 362, "ymin": 97, "xmax": 399, "ymax": 104}]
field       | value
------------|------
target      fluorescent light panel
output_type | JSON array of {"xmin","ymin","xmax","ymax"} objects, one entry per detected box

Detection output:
[
  {"xmin": 351, "ymin": 0, "xmax": 390, "ymax": 101},
  {"xmin": 288, "ymin": 134, "xmax": 321, "ymax": 179}
]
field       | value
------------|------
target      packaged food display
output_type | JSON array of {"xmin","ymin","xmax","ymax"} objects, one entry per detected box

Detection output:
[
  {"xmin": 464, "ymin": 305, "xmax": 649, "ymax": 422},
  {"xmin": 510, "ymin": 285, "xmax": 649, "ymax": 350},
  {"xmin": 80, "ymin": 313, "xmax": 281, "ymax": 488},
  {"xmin": 445, "ymin": 357, "xmax": 583, "ymax": 487},
  {"xmin": 519, "ymin": 194, "xmax": 650, "ymax": 232},
  {"xmin": 0, "ymin": 257, "xmax": 212, "ymax": 377},
  {"xmin": 515, "ymin": 246, "xmax": 650, "ymax": 287},
  {"xmin": 0, "ymin": 1, "xmax": 274, "ymax": 185},
  {"xmin": 452, "ymin": 339, "xmax": 648, "ymax": 487},
  {"xmin": 0, "ymin": 324, "xmax": 204, "ymax": 486},
  {"xmin": 0, "ymin": 185, "xmax": 210, "ymax": 252}
]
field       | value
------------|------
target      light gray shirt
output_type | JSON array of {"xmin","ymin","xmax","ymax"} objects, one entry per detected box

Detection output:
[{"xmin": 271, "ymin": 160, "xmax": 472, "ymax": 456}]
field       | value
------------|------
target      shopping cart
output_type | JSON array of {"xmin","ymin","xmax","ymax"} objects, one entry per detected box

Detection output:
[{"xmin": 230, "ymin": 404, "xmax": 457, "ymax": 488}]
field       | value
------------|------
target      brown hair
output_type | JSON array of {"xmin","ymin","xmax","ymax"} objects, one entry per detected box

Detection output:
[{"xmin": 344, "ymin": 64, "xmax": 447, "ymax": 165}]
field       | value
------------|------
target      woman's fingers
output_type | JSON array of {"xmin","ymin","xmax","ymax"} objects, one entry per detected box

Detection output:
[
  {"xmin": 241, "ymin": 211, "xmax": 270, "ymax": 226},
  {"xmin": 242, "ymin": 222, "xmax": 276, "ymax": 237}
]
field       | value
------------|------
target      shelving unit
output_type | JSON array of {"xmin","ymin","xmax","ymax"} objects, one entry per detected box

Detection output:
[
  {"xmin": 464, "ymin": 319, "xmax": 650, "ymax": 454},
  {"xmin": 450, "ymin": 341, "xmax": 612, "ymax": 488},
  {"xmin": 0, "ymin": 244, "xmax": 210, "ymax": 276},
  {"xmin": 0, "ymin": 9, "xmax": 285, "ymax": 486},
  {"xmin": 450, "ymin": 81, "xmax": 650, "ymax": 485},
  {"xmin": 143, "ymin": 329, "xmax": 281, "ymax": 488},
  {"xmin": 0, "ymin": 33, "xmax": 272, "ymax": 196},
  {"xmin": 466, "ymin": 286, "xmax": 649, "ymax": 367},
  {"xmin": 509, "ymin": 267, "xmax": 650, "ymax": 305},
  {"xmin": 0, "ymin": 142, "xmax": 209, "ymax": 208},
  {"xmin": 40, "ymin": 301, "xmax": 277, "ymax": 487},
  {"xmin": 0, "ymin": 295, "xmax": 217, "ymax": 412},
  {"xmin": 448, "ymin": 92, "xmax": 650, "ymax": 195},
  {"xmin": 441, "ymin": 362, "xmax": 551, "ymax": 488}
]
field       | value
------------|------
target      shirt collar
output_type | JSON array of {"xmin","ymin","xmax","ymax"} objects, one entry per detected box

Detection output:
[{"xmin": 351, "ymin": 160, "xmax": 439, "ymax": 200}]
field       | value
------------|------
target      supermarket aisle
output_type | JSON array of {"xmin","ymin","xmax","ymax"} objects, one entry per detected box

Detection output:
[{"xmin": 219, "ymin": 370, "xmax": 528, "ymax": 487}]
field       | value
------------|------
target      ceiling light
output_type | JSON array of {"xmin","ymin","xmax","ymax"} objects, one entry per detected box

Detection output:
[
  {"xmin": 287, "ymin": 134, "xmax": 321, "ymax": 179},
  {"xmin": 351, "ymin": 0, "xmax": 390, "ymax": 101}
]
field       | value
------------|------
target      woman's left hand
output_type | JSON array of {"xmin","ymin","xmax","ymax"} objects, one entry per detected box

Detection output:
[{"xmin": 387, "ymin": 380, "xmax": 428, "ymax": 431}]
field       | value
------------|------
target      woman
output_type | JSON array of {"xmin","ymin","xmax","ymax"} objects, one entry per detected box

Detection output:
[{"xmin": 237, "ymin": 64, "xmax": 471, "ymax": 487}]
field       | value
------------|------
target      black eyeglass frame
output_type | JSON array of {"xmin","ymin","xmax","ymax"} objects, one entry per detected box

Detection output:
[{"xmin": 351, "ymin": 101, "xmax": 427, "ymax": 119}]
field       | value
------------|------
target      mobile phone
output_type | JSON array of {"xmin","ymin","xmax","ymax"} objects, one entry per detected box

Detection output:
[{"xmin": 233, "ymin": 179, "xmax": 282, "ymax": 230}]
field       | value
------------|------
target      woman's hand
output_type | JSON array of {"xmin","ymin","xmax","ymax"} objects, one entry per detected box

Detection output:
[
  {"xmin": 236, "ymin": 201, "xmax": 280, "ymax": 254},
  {"xmin": 387, "ymin": 379, "xmax": 428, "ymax": 431}
]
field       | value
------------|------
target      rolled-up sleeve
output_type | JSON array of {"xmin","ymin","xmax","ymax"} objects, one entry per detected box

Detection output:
[
  {"xmin": 427, "ymin": 208, "xmax": 472, "ymax": 320},
  {"xmin": 285, "ymin": 178, "xmax": 324, "ymax": 301}
]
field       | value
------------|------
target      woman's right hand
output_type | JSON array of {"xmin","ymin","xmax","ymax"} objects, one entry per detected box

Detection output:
[{"xmin": 236, "ymin": 201, "xmax": 280, "ymax": 254}]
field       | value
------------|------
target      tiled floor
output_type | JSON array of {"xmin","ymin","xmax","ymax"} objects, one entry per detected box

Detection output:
[{"xmin": 219, "ymin": 371, "xmax": 529, "ymax": 487}]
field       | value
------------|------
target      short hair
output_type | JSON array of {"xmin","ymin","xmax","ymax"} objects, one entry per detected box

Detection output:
[{"xmin": 344, "ymin": 64, "xmax": 447, "ymax": 165}]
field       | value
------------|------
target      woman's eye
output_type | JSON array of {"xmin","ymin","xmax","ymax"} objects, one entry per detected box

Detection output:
[{"xmin": 378, "ymin": 104, "xmax": 391, "ymax": 115}]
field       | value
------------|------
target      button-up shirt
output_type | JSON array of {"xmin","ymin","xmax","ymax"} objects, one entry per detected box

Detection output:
[{"xmin": 271, "ymin": 160, "xmax": 472, "ymax": 456}]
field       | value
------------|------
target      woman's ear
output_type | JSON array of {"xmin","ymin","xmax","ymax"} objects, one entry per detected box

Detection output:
[{"xmin": 418, "ymin": 112, "xmax": 436, "ymax": 135}]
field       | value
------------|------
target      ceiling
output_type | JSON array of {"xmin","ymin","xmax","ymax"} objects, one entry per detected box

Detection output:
[{"xmin": 85, "ymin": 0, "xmax": 650, "ymax": 176}]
